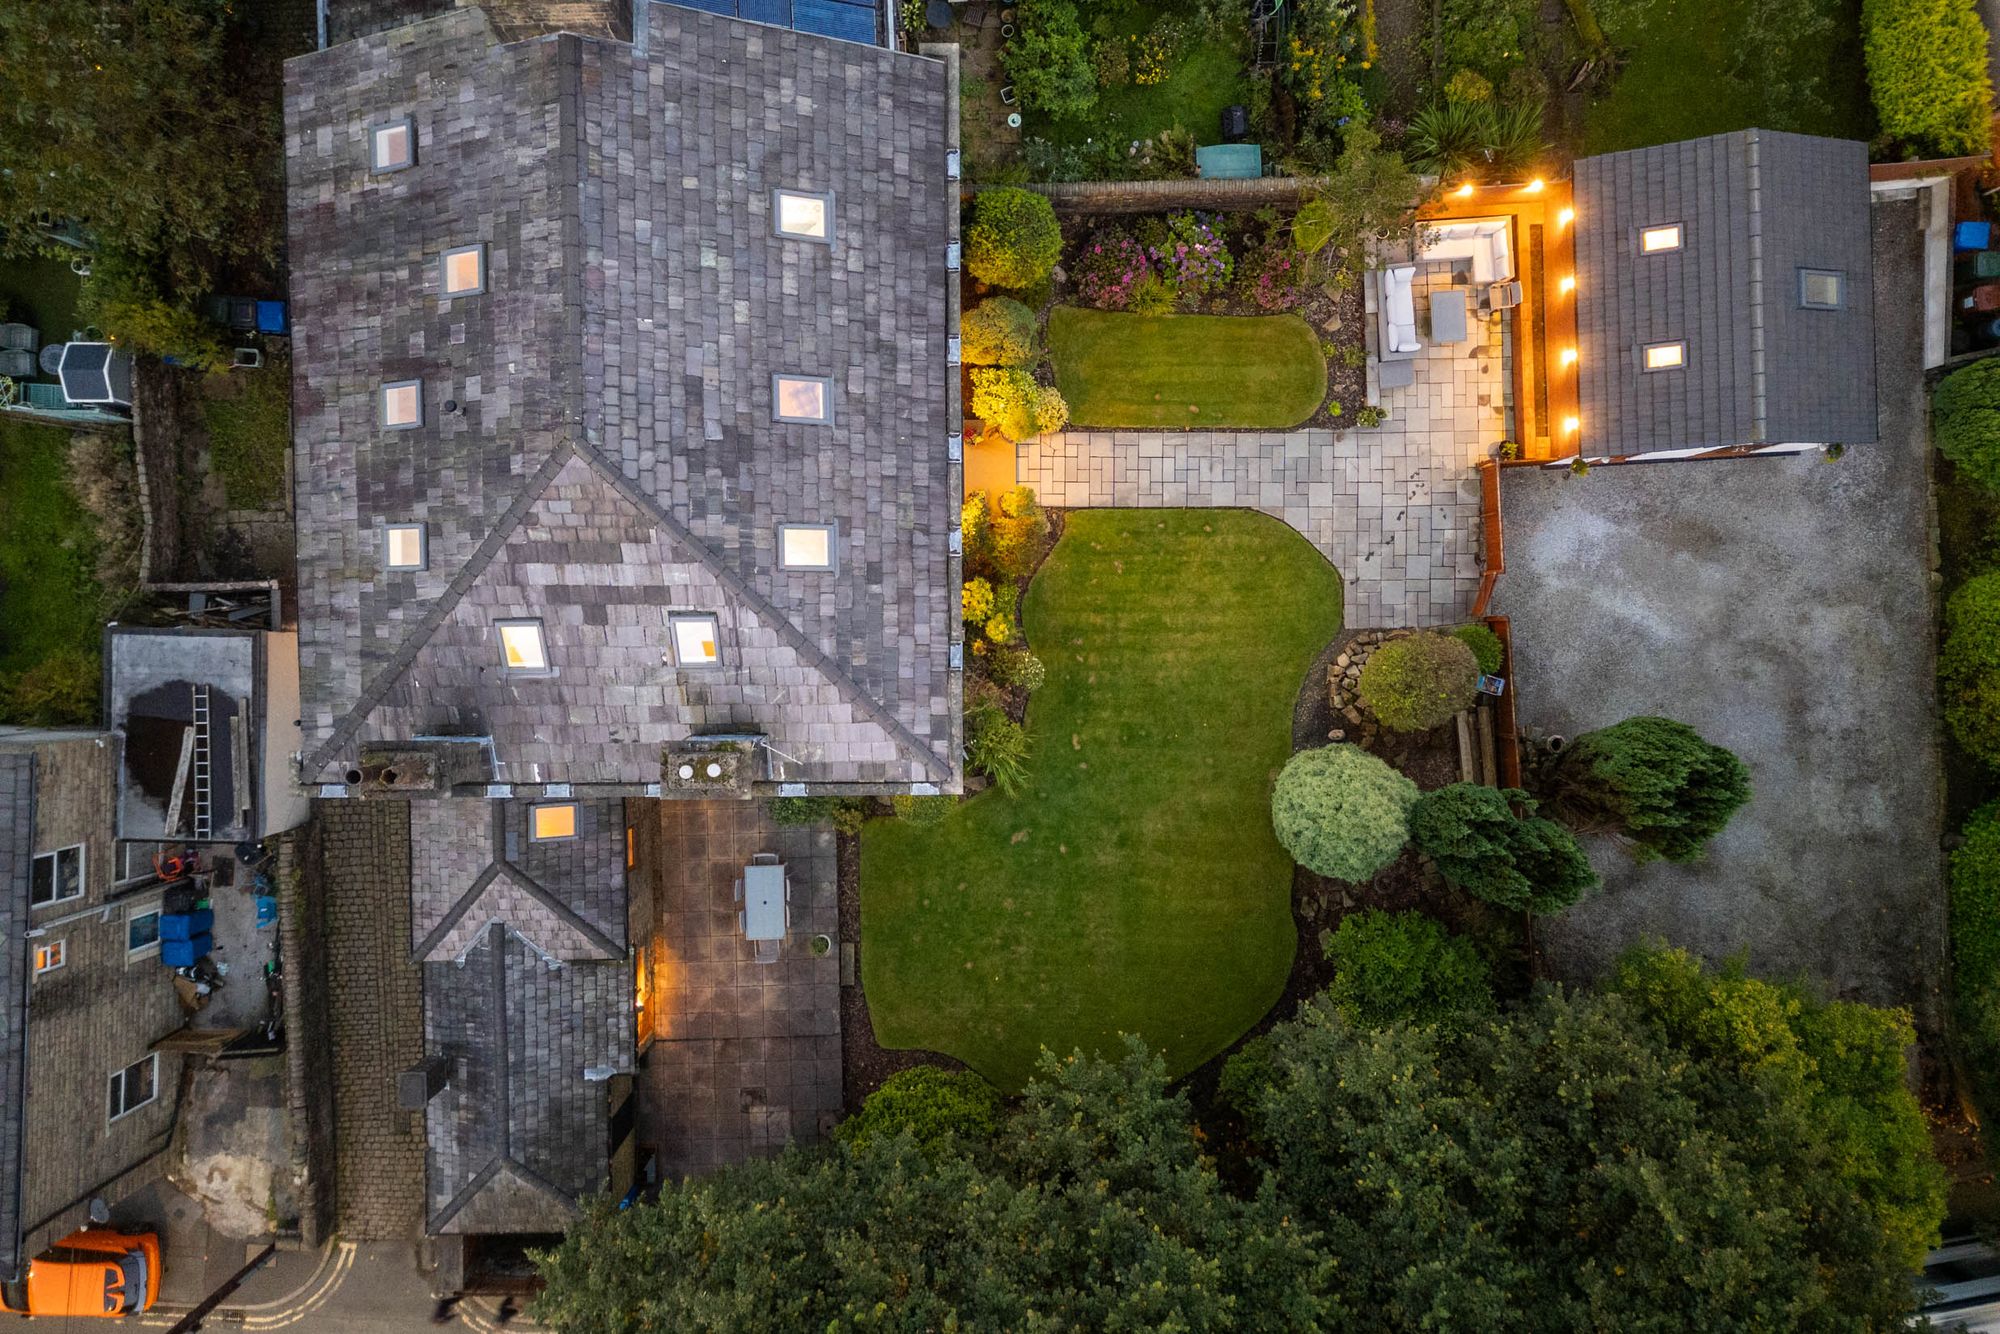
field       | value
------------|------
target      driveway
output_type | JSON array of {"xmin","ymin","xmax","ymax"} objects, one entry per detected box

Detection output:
[{"xmin": 1492, "ymin": 194, "xmax": 1946, "ymax": 1016}]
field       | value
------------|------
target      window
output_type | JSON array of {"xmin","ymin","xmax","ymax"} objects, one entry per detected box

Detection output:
[
  {"xmin": 33, "ymin": 939, "xmax": 65, "ymax": 975},
  {"xmin": 530, "ymin": 803, "xmax": 578, "ymax": 842},
  {"xmin": 772, "ymin": 374, "xmax": 832, "ymax": 424},
  {"xmin": 1639, "ymin": 224, "xmax": 1683, "ymax": 254},
  {"xmin": 126, "ymin": 906, "xmax": 162, "ymax": 959},
  {"xmin": 107, "ymin": 1054, "xmax": 158, "ymax": 1123},
  {"xmin": 117, "ymin": 840, "xmax": 165, "ymax": 887},
  {"xmin": 778, "ymin": 523, "xmax": 837, "ymax": 571},
  {"xmin": 670, "ymin": 613, "xmax": 721, "ymax": 667},
  {"xmin": 30, "ymin": 845, "xmax": 84, "ymax": 908},
  {"xmin": 1641, "ymin": 340, "xmax": 1687, "ymax": 371},
  {"xmin": 773, "ymin": 188, "xmax": 833, "ymax": 242},
  {"xmin": 383, "ymin": 523, "xmax": 427, "ymax": 570},
  {"xmin": 370, "ymin": 117, "xmax": 415, "ymax": 173},
  {"xmin": 497, "ymin": 619, "xmax": 550, "ymax": 675},
  {"xmin": 1800, "ymin": 268, "xmax": 1845, "ymax": 310},
  {"xmin": 441, "ymin": 244, "xmax": 486, "ymax": 297},
  {"xmin": 381, "ymin": 380, "xmax": 423, "ymax": 429}
]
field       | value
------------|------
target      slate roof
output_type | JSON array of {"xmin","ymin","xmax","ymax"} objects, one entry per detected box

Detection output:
[
  {"xmin": 417, "ymin": 797, "xmax": 633, "ymax": 1233},
  {"xmin": 284, "ymin": 4, "xmax": 958, "ymax": 795},
  {"xmin": 1571, "ymin": 129, "xmax": 1876, "ymax": 456},
  {"xmin": 0, "ymin": 751, "xmax": 31, "ymax": 1284}
]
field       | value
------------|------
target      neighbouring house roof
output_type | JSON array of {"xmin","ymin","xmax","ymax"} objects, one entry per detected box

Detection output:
[
  {"xmin": 1571, "ymin": 129, "xmax": 1877, "ymax": 456},
  {"xmin": 283, "ymin": 4, "xmax": 957, "ymax": 796},
  {"xmin": 416, "ymin": 798, "xmax": 632, "ymax": 1234},
  {"xmin": 0, "ymin": 751, "xmax": 30, "ymax": 1284}
]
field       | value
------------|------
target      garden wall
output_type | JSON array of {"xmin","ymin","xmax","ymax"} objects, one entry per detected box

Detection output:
[{"xmin": 985, "ymin": 177, "xmax": 1326, "ymax": 215}]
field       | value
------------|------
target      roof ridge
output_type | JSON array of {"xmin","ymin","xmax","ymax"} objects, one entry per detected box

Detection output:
[
  {"xmin": 411, "ymin": 861, "xmax": 505, "ymax": 963},
  {"xmin": 565, "ymin": 439, "xmax": 954, "ymax": 780}
]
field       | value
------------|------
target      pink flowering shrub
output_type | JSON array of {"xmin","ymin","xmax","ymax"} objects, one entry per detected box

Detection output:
[
  {"xmin": 1151, "ymin": 211, "xmax": 1234, "ymax": 301},
  {"xmin": 1072, "ymin": 227, "xmax": 1155, "ymax": 310},
  {"xmin": 1236, "ymin": 234, "xmax": 1307, "ymax": 312}
]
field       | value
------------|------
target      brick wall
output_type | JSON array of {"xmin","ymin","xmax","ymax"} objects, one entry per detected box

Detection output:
[{"xmin": 19, "ymin": 737, "xmax": 184, "ymax": 1257}]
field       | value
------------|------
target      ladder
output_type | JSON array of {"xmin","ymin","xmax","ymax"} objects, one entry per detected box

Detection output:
[
  {"xmin": 191, "ymin": 684, "xmax": 213, "ymax": 840},
  {"xmin": 1251, "ymin": 0, "xmax": 1289, "ymax": 68}
]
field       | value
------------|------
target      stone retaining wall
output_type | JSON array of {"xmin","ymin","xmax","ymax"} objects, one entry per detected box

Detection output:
[{"xmin": 975, "ymin": 175, "xmax": 1325, "ymax": 214}]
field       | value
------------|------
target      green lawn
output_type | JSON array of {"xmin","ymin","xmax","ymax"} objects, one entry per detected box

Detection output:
[
  {"xmin": 204, "ymin": 356, "xmax": 291, "ymax": 509},
  {"xmin": 1032, "ymin": 4, "xmax": 1249, "ymax": 148},
  {"xmin": 861, "ymin": 510, "xmax": 1344, "ymax": 1089},
  {"xmin": 1048, "ymin": 308, "xmax": 1328, "ymax": 430},
  {"xmin": 1583, "ymin": 0, "xmax": 1870, "ymax": 153},
  {"xmin": 0, "ymin": 417, "xmax": 107, "ymax": 674}
]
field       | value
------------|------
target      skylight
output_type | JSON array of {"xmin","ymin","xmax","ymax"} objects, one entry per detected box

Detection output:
[
  {"xmin": 441, "ymin": 244, "xmax": 486, "ymax": 297},
  {"xmin": 773, "ymin": 374, "xmax": 832, "ymax": 424},
  {"xmin": 779, "ymin": 523, "xmax": 836, "ymax": 571},
  {"xmin": 530, "ymin": 803, "xmax": 578, "ymax": 841},
  {"xmin": 1642, "ymin": 340, "xmax": 1686, "ymax": 371},
  {"xmin": 1800, "ymin": 269, "xmax": 1845, "ymax": 310},
  {"xmin": 384, "ymin": 523, "xmax": 427, "ymax": 570},
  {"xmin": 670, "ymin": 613, "xmax": 721, "ymax": 667},
  {"xmin": 774, "ymin": 189, "xmax": 833, "ymax": 242},
  {"xmin": 1639, "ymin": 224, "xmax": 1683, "ymax": 254},
  {"xmin": 381, "ymin": 380, "xmax": 423, "ymax": 429},
  {"xmin": 497, "ymin": 619, "xmax": 549, "ymax": 674},
  {"xmin": 371, "ymin": 118, "xmax": 415, "ymax": 173}
]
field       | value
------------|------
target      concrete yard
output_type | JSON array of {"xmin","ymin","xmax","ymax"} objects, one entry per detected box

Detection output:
[{"xmin": 1493, "ymin": 194, "xmax": 1946, "ymax": 1017}]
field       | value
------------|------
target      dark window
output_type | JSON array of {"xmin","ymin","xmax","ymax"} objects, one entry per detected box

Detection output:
[
  {"xmin": 108, "ymin": 1054, "xmax": 158, "ymax": 1122},
  {"xmin": 30, "ymin": 844, "xmax": 84, "ymax": 907}
]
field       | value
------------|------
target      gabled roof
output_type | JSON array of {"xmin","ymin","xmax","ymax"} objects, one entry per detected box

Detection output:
[
  {"xmin": 283, "ymin": 5, "xmax": 958, "ymax": 793},
  {"xmin": 1571, "ymin": 129, "xmax": 1877, "ymax": 455}
]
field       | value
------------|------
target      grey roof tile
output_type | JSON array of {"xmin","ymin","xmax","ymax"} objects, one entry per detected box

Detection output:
[{"xmin": 0, "ymin": 751, "xmax": 31, "ymax": 1281}]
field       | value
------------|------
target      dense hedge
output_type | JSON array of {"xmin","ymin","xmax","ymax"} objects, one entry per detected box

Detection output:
[
  {"xmin": 1953, "ymin": 804, "xmax": 2000, "ymax": 1127},
  {"xmin": 966, "ymin": 188, "xmax": 1063, "ymax": 290},
  {"xmin": 962, "ymin": 297, "xmax": 1040, "ymax": 368},
  {"xmin": 1942, "ymin": 572, "xmax": 2000, "ymax": 766},
  {"xmin": 1935, "ymin": 357, "xmax": 2000, "ymax": 490},
  {"xmin": 1322, "ymin": 909, "xmax": 1494, "ymax": 1028},
  {"xmin": 1270, "ymin": 744, "xmax": 1418, "ymax": 881},
  {"xmin": 1450, "ymin": 623, "xmax": 1504, "ymax": 676},
  {"xmin": 1862, "ymin": 0, "xmax": 1994, "ymax": 159},
  {"xmin": 836, "ymin": 1067, "xmax": 1006, "ymax": 1154}
]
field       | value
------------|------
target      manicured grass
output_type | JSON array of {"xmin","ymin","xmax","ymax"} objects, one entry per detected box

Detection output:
[
  {"xmin": 1583, "ymin": 0, "xmax": 1870, "ymax": 153},
  {"xmin": 861, "ymin": 509, "xmax": 1344, "ymax": 1089},
  {"xmin": 0, "ymin": 417, "xmax": 105, "ymax": 674},
  {"xmin": 1033, "ymin": 4, "xmax": 1249, "ymax": 148},
  {"xmin": 203, "ymin": 356, "xmax": 291, "ymax": 509},
  {"xmin": 1048, "ymin": 307, "xmax": 1328, "ymax": 430}
]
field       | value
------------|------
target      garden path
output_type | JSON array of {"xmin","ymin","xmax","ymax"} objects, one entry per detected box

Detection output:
[{"xmin": 1016, "ymin": 293, "xmax": 1505, "ymax": 628}]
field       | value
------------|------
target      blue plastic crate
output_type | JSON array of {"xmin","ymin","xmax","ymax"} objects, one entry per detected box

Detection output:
[
  {"xmin": 161, "ymin": 933, "xmax": 212, "ymax": 968},
  {"xmin": 1956, "ymin": 221, "xmax": 1993, "ymax": 252},
  {"xmin": 255, "ymin": 301, "xmax": 289, "ymax": 335},
  {"xmin": 159, "ymin": 909, "xmax": 214, "ymax": 943}
]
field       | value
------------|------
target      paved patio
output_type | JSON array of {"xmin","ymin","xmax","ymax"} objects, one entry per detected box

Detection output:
[
  {"xmin": 1016, "ymin": 268, "xmax": 1506, "ymax": 629},
  {"xmin": 637, "ymin": 802, "xmax": 842, "ymax": 1178}
]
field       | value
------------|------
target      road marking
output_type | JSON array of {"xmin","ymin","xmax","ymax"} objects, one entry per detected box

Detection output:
[{"xmin": 239, "ymin": 1241, "xmax": 357, "ymax": 1329}]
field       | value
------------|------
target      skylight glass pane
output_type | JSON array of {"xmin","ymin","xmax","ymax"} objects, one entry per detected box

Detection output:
[
  {"xmin": 1801, "ymin": 270, "xmax": 1844, "ymax": 309},
  {"xmin": 500, "ymin": 622, "xmax": 547, "ymax": 671},
  {"xmin": 385, "ymin": 524, "xmax": 425, "ymax": 569},
  {"xmin": 1643, "ymin": 341, "xmax": 1686, "ymax": 370},
  {"xmin": 774, "ymin": 375, "xmax": 829, "ymax": 422},
  {"xmin": 780, "ymin": 524, "xmax": 833, "ymax": 569},
  {"xmin": 531, "ymin": 804, "xmax": 577, "ymax": 841},
  {"xmin": 382, "ymin": 382, "xmax": 422, "ymax": 428},
  {"xmin": 776, "ymin": 190, "xmax": 830, "ymax": 239},
  {"xmin": 672, "ymin": 615, "xmax": 720, "ymax": 666},
  {"xmin": 443, "ymin": 245, "xmax": 484, "ymax": 295},
  {"xmin": 372, "ymin": 121, "xmax": 412, "ymax": 171},
  {"xmin": 1640, "ymin": 224, "xmax": 1682, "ymax": 254}
]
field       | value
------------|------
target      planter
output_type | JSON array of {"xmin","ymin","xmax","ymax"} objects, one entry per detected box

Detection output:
[{"xmin": 809, "ymin": 933, "xmax": 833, "ymax": 958}]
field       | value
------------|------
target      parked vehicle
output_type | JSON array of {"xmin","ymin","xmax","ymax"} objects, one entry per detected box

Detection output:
[{"xmin": 0, "ymin": 1229, "xmax": 161, "ymax": 1318}]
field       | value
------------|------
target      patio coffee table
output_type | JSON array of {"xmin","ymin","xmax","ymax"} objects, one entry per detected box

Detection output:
[{"xmin": 1429, "ymin": 288, "xmax": 1469, "ymax": 344}]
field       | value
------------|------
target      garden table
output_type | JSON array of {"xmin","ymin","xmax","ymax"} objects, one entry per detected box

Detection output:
[
  {"xmin": 1430, "ymin": 288, "xmax": 1469, "ymax": 344},
  {"xmin": 743, "ymin": 863, "xmax": 788, "ymax": 941}
]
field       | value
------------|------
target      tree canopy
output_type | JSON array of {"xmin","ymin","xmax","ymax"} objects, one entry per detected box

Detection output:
[
  {"xmin": 1550, "ymin": 715, "xmax": 1751, "ymax": 861},
  {"xmin": 1408, "ymin": 782, "xmax": 1599, "ymax": 913}
]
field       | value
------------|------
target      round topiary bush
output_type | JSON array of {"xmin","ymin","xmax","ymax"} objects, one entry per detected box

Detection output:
[
  {"xmin": 1449, "ymin": 622, "xmax": 1504, "ymax": 676},
  {"xmin": 970, "ymin": 367, "xmax": 1070, "ymax": 442},
  {"xmin": 1357, "ymin": 633, "xmax": 1479, "ymax": 732},
  {"xmin": 965, "ymin": 188, "xmax": 1063, "ymax": 290},
  {"xmin": 1944, "ymin": 571, "xmax": 2000, "ymax": 766},
  {"xmin": 989, "ymin": 648, "xmax": 1047, "ymax": 691},
  {"xmin": 835, "ymin": 1067, "xmax": 1006, "ymax": 1154},
  {"xmin": 1322, "ymin": 909, "xmax": 1494, "ymax": 1028},
  {"xmin": 961, "ymin": 296, "xmax": 1040, "ymax": 367},
  {"xmin": 1270, "ymin": 744, "xmax": 1419, "ymax": 881},
  {"xmin": 1937, "ymin": 358, "xmax": 2000, "ymax": 490}
]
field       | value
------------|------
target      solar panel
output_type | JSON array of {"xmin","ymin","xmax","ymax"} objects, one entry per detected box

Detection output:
[
  {"xmin": 738, "ymin": 0, "xmax": 790, "ymax": 23},
  {"xmin": 792, "ymin": 0, "xmax": 877, "ymax": 43}
]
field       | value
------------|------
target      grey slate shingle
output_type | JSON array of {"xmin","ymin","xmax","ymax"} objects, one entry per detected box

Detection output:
[{"xmin": 0, "ymin": 751, "xmax": 31, "ymax": 1282}]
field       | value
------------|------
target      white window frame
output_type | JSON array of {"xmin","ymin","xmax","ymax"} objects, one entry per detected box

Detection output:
[
  {"xmin": 107, "ymin": 1053, "xmax": 159, "ymax": 1124},
  {"xmin": 778, "ymin": 522, "xmax": 838, "ymax": 572},
  {"xmin": 772, "ymin": 188, "xmax": 835, "ymax": 243},
  {"xmin": 125, "ymin": 903, "xmax": 163, "ymax": 962},
  {"xmin": 529, "ymin": 803, "xmax": 579, "ymax": 842},
  {"xmin": 383, "ymin": 522, "xmax": 428, "ymax": 571},
  {"xmin": 381, "ymin": 380, "xmax": 423, "ymax": 430},
  {"xmin": 496, "ymin": 619, "xmax": 553, "ymax": 677},
  {"xmin": 369, "ymin": 117, "xmax": 416, "ymax": 173},
  {"xmin": 1799, "ymin": 268, "xmax": 1846, "ymax": 311},
  {"xmin": 772, "ymin": 374, "xmax": 833, "ymax": 425},
  {"xmin": 1640, "ymin": 340, "xmax": 1687, "ymax": 372},
  {"xmin": 30, "ymin": 844, "xmax": 85, "ymax": 909},
  {"xmin": 1639, "ymin": 223, "xmax": 1683, "ymax": 254},
  {"xmin": 33, "ymin": 938, "xmax": 66, "ymax": 975},
  {"xmin": 440, "ymin": 243, "xmax": 487, "ymax": 297},
  {"xmin": 669, "ymin": 613, "xmax": 723, "ymax": 668}
]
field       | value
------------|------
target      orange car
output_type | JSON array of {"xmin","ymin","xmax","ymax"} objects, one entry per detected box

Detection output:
[{"xmin": 0, "ymin": 1228, "xmax": 161, "ymax": 1318}]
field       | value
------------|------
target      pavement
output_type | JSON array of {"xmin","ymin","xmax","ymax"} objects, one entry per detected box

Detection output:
[{"xmin": 1492, "ymin": 194, "xmax": 1946, "ymax": 1016}]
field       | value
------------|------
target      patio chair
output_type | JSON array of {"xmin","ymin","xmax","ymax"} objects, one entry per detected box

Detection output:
[
  {"xmin": 752, "ymin": 852, "xmax": 781, "ymax": 866},
  {"xmin": 754, "ymin": 938, "xmax": 781, "ymax": 965},
  {"xmin": 733, "ymin": 876, "xmax": 744, "ymax": 903},
  {"xmin": 0, "ymin": 349, "xmax": 33, "ymax": 379},
  {"xmin": 0, "ymin": 323, "xmax": 38, "ymax": 353},
  {"xmin": 1481, "ymin": 280, "xmax": 1524, "ymax": 314}
]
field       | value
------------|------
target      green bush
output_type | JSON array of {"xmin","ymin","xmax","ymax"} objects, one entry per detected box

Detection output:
[
  {"xmin": 968, "ymin": 705, "xmax": 1033, "ymax": 796},
  {"xmin": 971, "ymin": 368, "xmax": 1070, "ymax": 442},
  {"xmin": 962, "ymin": 576, "xmax": 997, "ymax": 624},
  {"xmin": 768, "ymin": 795, "xmax": 870, "ymax": 835},
  {"xmin": 1269, "ymin": 744, "xmax": 1419, "ymax": 881},
  {"xmin": 1, "ymin": 648, "xmax": 99, "ymax": 727},
  {"xmin": 892, "ymin": 794, "xmax": 959, "ymax": 827},
  {"xmin": 962, "ymin": 492, "xmax": 995, "ymax": 573},
  {"xmin": 1407, "ymin": 783, "xmax": 1599, "ymax": 914},
  {"xmin": 1550, "ymin": 716, "xmax": 1752, "ymax": 861},
  {"xmin": 966, "ymin": 188, "xmax": 1064, "ymax": 290},
  {"xmin": 1449, "ymin": 623, "xmax": 1504, "ymax": 675},
  {"xmin": 1934, "ymin": 358, "xmax": 2000, "ymax": 490},
  {"xmin": 1002, "ymin": 0, "xmax": 1097, "ymax": 121},
  {"xmin": 992, "ymin": 487, "xmax": 1051, "ymax": 579},
  {"xmin": 836, "ymin": 1067, "xmax": 1006, "ymax": 1154},
  {"xmin": 1943, "ymin": 572, "xmax": 2000, "ymax": 765},
  {"xmin": 1952, "ymin": 804, "xmax": 2000, "ymax": 1127},
  {"xmin": 1323, "ymin": 910, "xmax": 1493, "ymax": 1028},
  {"xmin": 989, "ymin": 648, "xmax": 1047, "ymax": 691},
  {"xmin": 1862, "ymin": 0, "xmax": 1994, "ymax": 159},
  {"xmin": 1216, "ymin": 1035, "xmax": 1277, "ymax": 1119},
  {"xmin": 961, "ymin": 297, "xmax": 1040, "ymax": 367},
  {"xmin": 1130, "ymin": 272, "xmax": 1177, "ymax": 316},
  {"xmin": 1357, "ymin": 632, "xmax": 1479, "ymax": 732}
]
